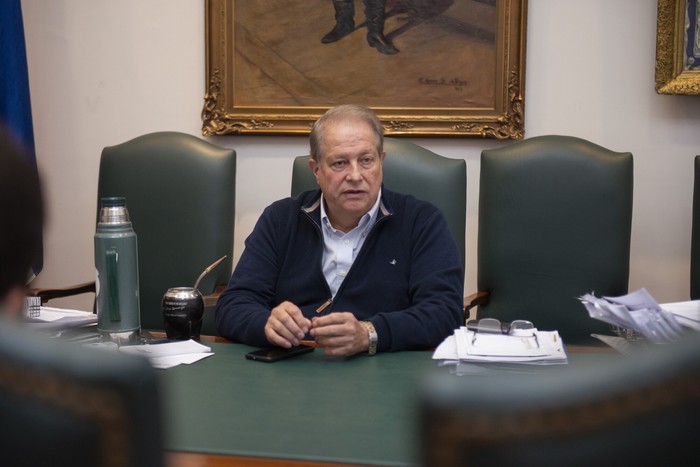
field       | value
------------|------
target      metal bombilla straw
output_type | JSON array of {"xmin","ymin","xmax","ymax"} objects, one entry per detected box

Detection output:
[{"xmin": 193, "ymin": 256, "xmax": 228, "ymax": 291}]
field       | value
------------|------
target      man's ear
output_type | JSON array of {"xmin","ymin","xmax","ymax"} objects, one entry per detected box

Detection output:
[{"xmin": 308, "ymin": 158, "xmax": 320, "ymax": 184}]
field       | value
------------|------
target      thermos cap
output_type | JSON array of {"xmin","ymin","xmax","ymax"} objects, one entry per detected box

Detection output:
[
  {"xmin": 101, "ymin": 196, "xmax": 126, "ymax": 207},
  {"xmin": 99, "ymin": 197, "xmax": 130, "ymax": 224}
]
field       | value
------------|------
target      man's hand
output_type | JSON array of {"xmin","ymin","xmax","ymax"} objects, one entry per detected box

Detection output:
[
  {"xmin": 309, "ymin": 312, "xmax": 369, "ymax": 356},
  {"xmin": 265, "ymin": 301, "xmax": 311, "ymax": 348}
]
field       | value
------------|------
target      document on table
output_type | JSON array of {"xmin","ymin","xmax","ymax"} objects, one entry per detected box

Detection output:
[
  {"xmin": 660, "ymin": 300, "xmax": 700, "ymax": 331},
  {"xmin": 580, "ymin": 288, "xmax": 686, "ymax": 343},
  {"xmin": 118, "ymin": 339, "xmax": 214, "ymax": 369},
  {"xmin": 25, "ymin": 306, "xmax": 97, "ymax": 331},
  {"xmin": 433, "ymin": 327, "xmax": 567, "ymax": 365}
]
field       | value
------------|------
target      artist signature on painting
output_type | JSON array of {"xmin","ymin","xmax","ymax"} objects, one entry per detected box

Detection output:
[{"xmin": 418, "ymin": 77, "xmax": 467, "ymax": 91}]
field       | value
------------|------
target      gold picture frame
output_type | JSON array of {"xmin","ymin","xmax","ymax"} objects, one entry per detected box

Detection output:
[
  {"xmin": 655, "ymin": 0, "xmax": 700, "ymax": 95},
  {"xmin": 203, "ymin": 0, "xmax": 527, "ymax": 138}
]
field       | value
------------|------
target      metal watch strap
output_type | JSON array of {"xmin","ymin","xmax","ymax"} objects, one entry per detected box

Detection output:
[{"xmin": 361, "ymin": 321, "xmax": 378, "ymax": 355}]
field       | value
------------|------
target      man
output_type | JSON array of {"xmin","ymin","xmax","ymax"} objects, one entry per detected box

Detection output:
[
  {"xmin": 322, "ymin": 0, "xmax": 399, "ymax": 55},
  {"xmin": 216, "ymin": 104, "xmax": 463, "ymax": 356},
  {"xmin": 0, "ymin": 125, "xmax": 43, "ymax": 316}
]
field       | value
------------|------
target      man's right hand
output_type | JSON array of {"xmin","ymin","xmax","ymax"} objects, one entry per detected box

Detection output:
[{"xmin": 265, "ymin": 301, "xmax": 311, "ymax": 348}]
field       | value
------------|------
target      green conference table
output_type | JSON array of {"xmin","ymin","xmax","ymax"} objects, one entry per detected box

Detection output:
[{"xmin": 159, "ymin": 340, "xmax": 610, "ymax": 467}]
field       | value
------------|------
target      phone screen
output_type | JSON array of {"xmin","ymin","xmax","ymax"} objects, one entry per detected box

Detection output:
[{"xmin": 245, "ymin": 345, "xmax": 314, "ymax": 362}]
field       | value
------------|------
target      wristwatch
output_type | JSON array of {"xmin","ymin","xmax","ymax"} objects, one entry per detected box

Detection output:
[{"xmin": 360, "ymin": 321, "xmax": 378, "ymax": 356}]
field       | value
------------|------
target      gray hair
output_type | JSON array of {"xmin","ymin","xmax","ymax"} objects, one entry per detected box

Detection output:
[{"xmin": 309, "ymin": 104, "xmax": 384, "ymax": 162}]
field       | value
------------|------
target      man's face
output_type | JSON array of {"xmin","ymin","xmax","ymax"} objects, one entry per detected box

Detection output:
[{"xmin": 309, "ymin": 121, "xmax": 385, "ymax": 231}]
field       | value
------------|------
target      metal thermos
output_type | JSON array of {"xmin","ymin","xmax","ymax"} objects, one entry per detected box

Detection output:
[{"xmin": 95, "ymin": 197, "xmax": 140, "ymax": 342}]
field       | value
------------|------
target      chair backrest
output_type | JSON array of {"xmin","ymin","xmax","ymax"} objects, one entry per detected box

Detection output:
[
  {"xmin": 691, "ymin": 156, "xmax": 700, "ymax": 299},
  {"xmin": 98, "ymin": 132, "xmax": 235, "ymax": 332},
  {"xmin": 291, "ymin": 137, "xmax": 467, "ymax": 271},
  {"xmin": 477, "ymin": 135, "xmax": 633, "ymax": 343},
  {"xmin": 420, "ymin": 336, "xmax": 700, "ymax": 467},
  {"xmin": 0, "ymin": 323, "xmax": 164, "ymax": 467}
]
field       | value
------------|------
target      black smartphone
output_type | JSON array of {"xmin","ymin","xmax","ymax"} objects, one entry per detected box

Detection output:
[{"xmin": 245, "ymin": 345, "xmax": 314, "ymax": 362}]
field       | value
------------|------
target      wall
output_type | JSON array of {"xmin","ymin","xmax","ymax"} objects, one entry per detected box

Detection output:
[{"xmin": 22, "ymin": 0, "xmax": 700, "ymax": 313}]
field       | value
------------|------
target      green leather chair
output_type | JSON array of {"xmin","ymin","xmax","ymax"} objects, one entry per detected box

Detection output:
[
  {"xmin": 32, "ymin": 132, "xmax": 236, "ymax": 335},
  {"xmin": 466, "ymin": 135, "xmax": 633, "ymax": 344},
  {"xmin": 290, "ymin": 137, "xmax": 467, "ymax": 271},
  {"xmin": 420, "ymin": 335, "xmax": 700, "ymax": 467},
  {"xmin": 0, "ymin": 323, "xmax": 164, "ymax": 467},
  {"xmin": 691, "ymin": 156, "xmax": 700, "ymax": 299}
]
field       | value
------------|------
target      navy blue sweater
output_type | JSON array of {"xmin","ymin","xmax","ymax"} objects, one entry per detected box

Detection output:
[{"xmin": 215, "ymin": 188, "xmax": 463, "ymax": 352}]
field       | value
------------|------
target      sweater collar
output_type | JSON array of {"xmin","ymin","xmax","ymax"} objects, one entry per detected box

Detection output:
[{"xmin": 302, "ymin": 186, "xmax": 393, "ymax": 223}]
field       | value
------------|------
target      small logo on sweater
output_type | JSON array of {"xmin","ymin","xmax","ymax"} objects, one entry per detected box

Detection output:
[{"xmin": 389, "ymin": 259, "xmax": 397, "ymax": 265}]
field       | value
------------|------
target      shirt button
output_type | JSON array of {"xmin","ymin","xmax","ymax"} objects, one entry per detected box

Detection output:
[
  {"xmin": 344, "ymin": 239, "xmax": 350, "ymax": 245},
  {"xmin": 340, "ymin": 271, "xmax": 347, "ymax": 277}
]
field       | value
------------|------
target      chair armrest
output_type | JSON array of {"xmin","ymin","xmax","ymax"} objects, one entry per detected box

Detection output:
[
  {"xmin": 463, "ymin": 291, "xmax": 490, "ymax": 323},
  {"xmin": 202, "ymin": 284, "xmax": 226, "ymax": 308},
  {"xmin": 27, "ymin": 281, "xmax": 96, "ymax": 305}
]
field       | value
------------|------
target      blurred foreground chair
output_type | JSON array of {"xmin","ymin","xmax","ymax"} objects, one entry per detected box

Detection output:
[
  {"xmin": 30, "ymin": 132, "xmax": 236, "ymax": 335},
  {"xmin": 465, "ymin": 135, "xmax": 633, "ymax": 343},
  {"xmin": 0, "ymin": 323, "xmax": 164, "ymax": 467},
  {"xmin": 291, "ymin": 137, "xmax": 467, "ymax": 272},
  {"xmin": 420, "ymin": 336, "xmax": 700, "ymax": 467},
  {"xmin": 690, "ymin": 156, "xmax": 700, "ymax": 299}
]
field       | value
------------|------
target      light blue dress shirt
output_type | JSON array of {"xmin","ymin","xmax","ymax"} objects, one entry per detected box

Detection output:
[{"xmin": 320, "ymin": 189, "xmax": 382, "ymax": 298}]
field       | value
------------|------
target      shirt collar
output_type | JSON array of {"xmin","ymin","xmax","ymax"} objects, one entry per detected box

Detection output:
[{"xmin": 320, "ymin": 188, "xmax": 382, "ymax": 233}]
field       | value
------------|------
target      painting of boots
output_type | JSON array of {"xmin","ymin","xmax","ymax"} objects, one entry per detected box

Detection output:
[
  {"xmin": 322, "ymin": 0, "xmax": 399, "ymax": 55},
  {"xmin": 203, "ymin": 0, "xmax": 527, "ymax": 138}
]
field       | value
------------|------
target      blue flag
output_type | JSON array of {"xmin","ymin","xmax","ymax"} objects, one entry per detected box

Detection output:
[{"xmin": 0, "ymin": 0, "xmax": 42, "ymax": 276}]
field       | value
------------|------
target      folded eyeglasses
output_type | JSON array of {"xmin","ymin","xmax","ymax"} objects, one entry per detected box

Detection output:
[{"xmin": 466, "ymin": 318, "xmax": 539, "ymax": 347}]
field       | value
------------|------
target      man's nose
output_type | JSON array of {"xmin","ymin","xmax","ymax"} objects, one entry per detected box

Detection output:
[{"xmin": 345, "ymin": 161, "xmax": 362, "ymax": 181}]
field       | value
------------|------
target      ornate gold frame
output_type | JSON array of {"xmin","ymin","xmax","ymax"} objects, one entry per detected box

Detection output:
[
  {"xmin": 202, "ymin": 0, "xmax": 527, "ymax": 138},
  {"xmin": 655, "ymin": 0, "xmax": 700, "ymax": 95}
]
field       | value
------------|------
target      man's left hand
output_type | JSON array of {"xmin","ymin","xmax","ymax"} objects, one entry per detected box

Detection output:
[{"xmin": 309, "ymin": 312, "xmax": 369, "ymax": 356}]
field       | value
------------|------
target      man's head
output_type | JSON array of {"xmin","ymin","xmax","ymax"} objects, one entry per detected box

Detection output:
[
  {"xmin": 308, "ymin": 105, "xmax": 386, "ymax": 232},
  {"xmin": 0, "ymin": 126, "xmax": 43, "ymax": 314}
]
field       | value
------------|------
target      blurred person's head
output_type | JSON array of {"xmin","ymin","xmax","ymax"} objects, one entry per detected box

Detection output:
[{"xmin": 0, "ymin": 125, "xmax": 43, "ymax": 315}]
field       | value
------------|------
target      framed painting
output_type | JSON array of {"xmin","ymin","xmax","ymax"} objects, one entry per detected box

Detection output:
[
  {"xmin": 202, "ymin": 0, "xmax": 527, "ymax": 138},
  {"xmin": 655, "ymin": 0, "xmax": 700, "ymax": 95}
]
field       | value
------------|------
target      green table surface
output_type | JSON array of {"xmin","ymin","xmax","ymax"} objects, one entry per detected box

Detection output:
[{"xmin": 159, "ymin": 343, "xmax": 606, "ymax": 466}]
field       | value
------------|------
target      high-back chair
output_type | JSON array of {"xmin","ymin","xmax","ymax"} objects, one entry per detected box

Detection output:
[
  {"xmin": 690, "ymin": 155, "xmax": 700, "ymax": 299},
  {"xmin": 0, "ymin": 323, "xmax": 164, "ymax": 467},
  {"xmin": 291, "ymin": 137, "xmax": 467, "ymax": 271},
  {"xmin": 31, "ymin": 132, "xmax": 236, "ymax": 335},
  {"xmin": 97, "ymin": 132, "xmax": 235, "ymax": 333},
  {"xmin": 420, "ymin": 336, "xmax": 700, "ymax": 467},
  {"xmin": 466, "ymin": 135, "xmax": 633, "ymax": 343}
]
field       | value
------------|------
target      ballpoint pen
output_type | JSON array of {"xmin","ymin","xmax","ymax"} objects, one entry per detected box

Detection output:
[{"xmin": 298, "ymin": 299, "xmax": 333, "ymax": 347}]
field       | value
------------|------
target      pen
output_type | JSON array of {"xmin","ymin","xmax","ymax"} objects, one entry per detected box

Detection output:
[
  {"xmin": 300, "ymin": 299, "xmax": 333, "ymax": 347},
  {"xmin": 299, "ymin": 339, "xmax": 322, "ymax": 348},
  {"xmin": 316, "ymin": 298, "xmax": 332, "ymax": 314}
]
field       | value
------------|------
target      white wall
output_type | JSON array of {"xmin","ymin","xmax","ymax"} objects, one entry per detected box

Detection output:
[{"xmin": 22, "ymin": 0, "xmax": 700, "ymax": 312}]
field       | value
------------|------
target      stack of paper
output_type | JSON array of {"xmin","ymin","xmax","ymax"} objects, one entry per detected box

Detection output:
[
  {"xmin": 25, "ymin": 306, "xmax": 99, "ymax": 343},
  {"xmin": 26, "ymin": 306, "xmax": 97, "ymax": 331},
  {"xmin": 432, "ymin": 327, "xmax": 568, "ymax": 366},
  {"xmin": 660, "ymin": 300, "xmax": 700, "ymax": 331},
  {"xmin": 579, "ymin": 288, "xmax": 685, "ymax": 343}
]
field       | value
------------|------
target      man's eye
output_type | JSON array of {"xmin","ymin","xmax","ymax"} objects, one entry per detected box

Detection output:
[
  {"xmin": 360, "ymin": 157, "xmax": 374, "ymax": 167},
  {"xmin": 332, "ymin": 161, "xmax": 346, "ymax": 169}
]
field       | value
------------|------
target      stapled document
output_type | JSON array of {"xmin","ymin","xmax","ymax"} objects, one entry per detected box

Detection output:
[{"xmin": 433, "ymin": 326, "xmax": 567, "ymax": 365}]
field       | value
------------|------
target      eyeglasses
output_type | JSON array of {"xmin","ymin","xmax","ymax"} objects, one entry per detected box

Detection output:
[{"xmin": 466, "ymin": 318, "xmax": 539, "ymax": 347}]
